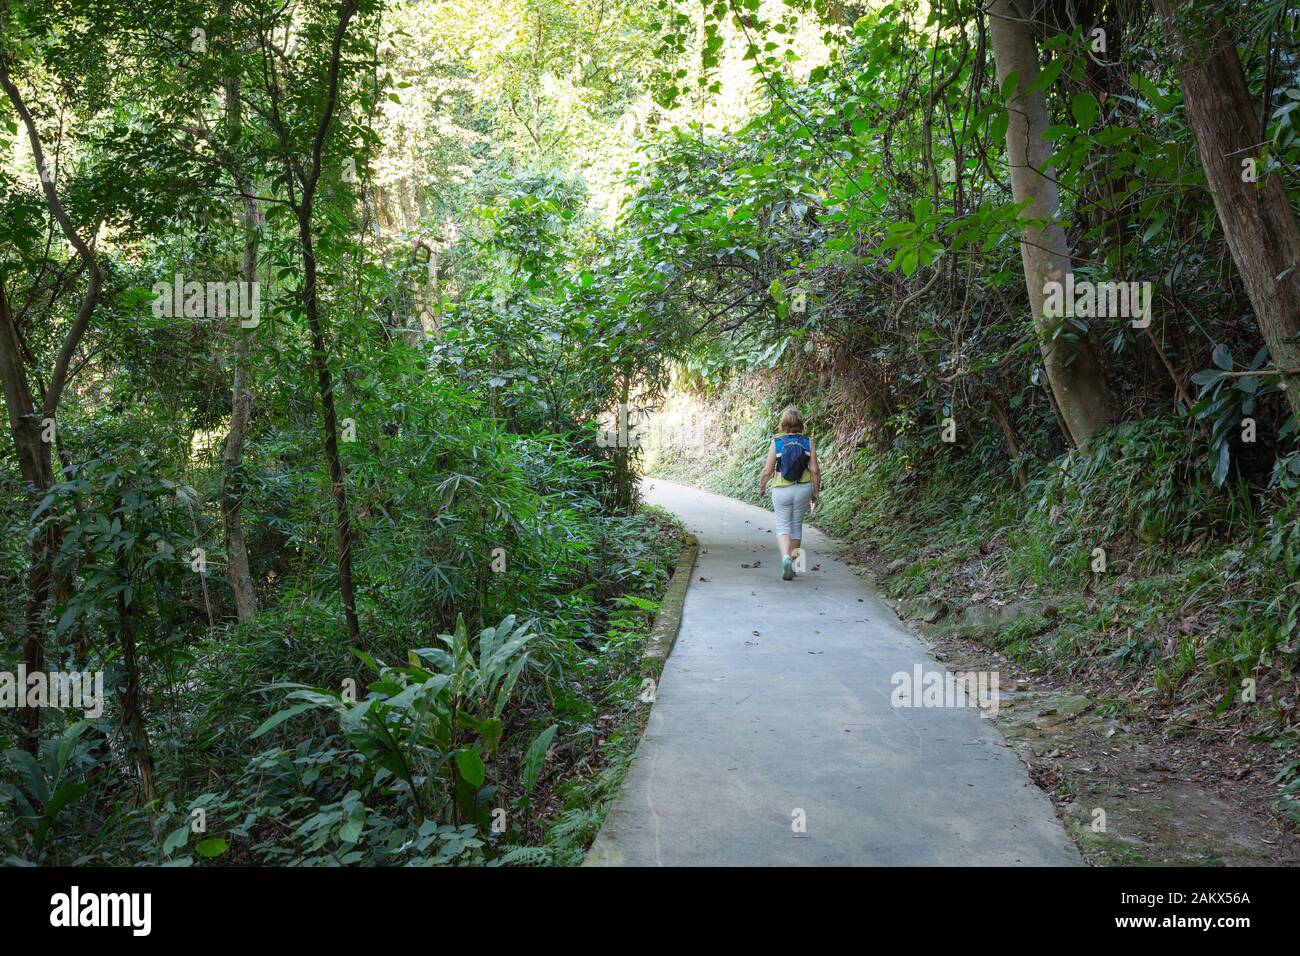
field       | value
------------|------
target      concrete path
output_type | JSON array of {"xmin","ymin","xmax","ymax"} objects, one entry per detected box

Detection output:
[{"xmin": 585, "ymin": 478, "xmax": 1082, "ymax": 867}]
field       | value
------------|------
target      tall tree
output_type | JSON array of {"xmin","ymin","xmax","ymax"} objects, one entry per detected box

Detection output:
[
  {"xmin": 986, "ymin": 0, "xmax": 1114, "ymax": 446},
  {"xmin": 1153, "ymin": 0, "xmax": 1300, "ymax": 419},
  {"xmin": 258, "ymin": 0, "xmax": 365, "ymax": 644},
  {"xmin": 218, "ymin": 3, "xmax": 260, "ymax": 622},
  {"xmin": 0, "ymin": 55, "xmax": 104, "ymax": 750}
]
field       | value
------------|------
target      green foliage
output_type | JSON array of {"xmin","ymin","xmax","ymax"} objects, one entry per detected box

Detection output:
[
  {"xmin": 0, "ymin": 0, "xmax": 690, "ymax": 868},
  {"xmin": 1014, "ymin": 418, "xmax": 1251, "ymax": 590},
  {"xmin": 1191, "ymin": 346, "xmax": 1280, "ymax": 486},
  {"xmin": 7, "ymin": 0, "xmax": 1300, "ymax": 865},
  {"xmin": 247, "ymin": 614, "xmax": 535, "ymax": 831},
  {"xmin": 0, "ymin": 723, "xmax": 96, "ymax": 864}
]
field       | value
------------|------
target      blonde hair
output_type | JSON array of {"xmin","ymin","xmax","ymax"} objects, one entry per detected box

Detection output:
[{"xmin": 777, "ymin": 406, "xmax": 805, "ymax": 435}]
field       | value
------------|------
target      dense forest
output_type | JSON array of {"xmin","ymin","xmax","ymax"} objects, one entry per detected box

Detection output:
[{"xmin": 3, "ymin": 0, "xmax": 1300, "ymax": 868}]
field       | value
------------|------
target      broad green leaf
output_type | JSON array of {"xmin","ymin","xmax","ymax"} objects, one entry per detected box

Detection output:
[
  {"xmin": 1071, "ymin": 92, "xmax": 1099, "ymax": 128},
  {"xmin": 250, "ymin": 702, "xmax": 317, "ymax": 739},
  {"xmin": 523, "ymin": 725, "xmax": 558, "ymax": 792},
  {"xmin": 195, "ymin": 838, "xmax": 228, "ymax": 858},
  {"xmin": 163, "ymin": 824, "xmax": 190, "ymax": 856},
  {"xmin": 455, "ymin": 748, "xmax": 486, "ymax": 788}
]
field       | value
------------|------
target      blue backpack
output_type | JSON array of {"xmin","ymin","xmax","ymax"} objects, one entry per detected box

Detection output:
[{"xmin": 775, "ymin": 435, "xmax": 810, "ymax": 482}]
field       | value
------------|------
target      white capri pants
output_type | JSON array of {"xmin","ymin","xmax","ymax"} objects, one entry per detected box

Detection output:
[{"xmin": 771, "ymin": 482, "xmax": 813, "ymax": 538}]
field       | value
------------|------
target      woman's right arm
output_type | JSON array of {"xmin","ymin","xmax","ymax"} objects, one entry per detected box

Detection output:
[
  {"xmin": 809, "ymin": 438, "xmax": 821, "ymax": 504},
  {"xmin": 759, "ymin": 441, "xmax": 776, "ymax": 496}
]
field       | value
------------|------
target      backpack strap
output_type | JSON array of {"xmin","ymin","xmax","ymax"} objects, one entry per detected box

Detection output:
[{"xmin": 775, "ymin": 434, "xmax": 809, "ymax": 453}]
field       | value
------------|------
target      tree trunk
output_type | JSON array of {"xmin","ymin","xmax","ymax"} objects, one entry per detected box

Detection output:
[
  {"xmin": 211, "ymin": 35, "xmax": 260, "ymax": 622},
  {"xmin": 0, "ymin": 60, "xmax": 104, "ymax": 752},
  {"xmin": 218, "ymin": 189, "xmax": 261, "ymax": 623},
  {"xmin": 986, "ymin": 386, "xmax": 1029, "ymax": 489},
  {"xmin": 298, "ymin": 212, "xmax": 362, "ymax": 645},
  {"xmin": 262, "ymin": 1, "xmax": 362, "ymax": 645},
  {"xmin": 987, "ymin": 0, "xmax": 1114, "ymax": 447},
  {"xmin": 412, "ymin": 237, "xmax": 440, "ymax": 337},
  {"xmin": 616, "ymin": 373, "xmax": 633, "ymax": 510},
  {"xmin": 1153, "ymin": 0, "xmax": 1300, "ymax": 418},
  {"xmin": 115, "ymin": 535, "xmax": 155, "ymax": 805},
  {"xmin": 216, "ymin": 3, "xmax": 259, "ymax": 623},
  {"xmin": 0, "ymin": 283, "xmax": 57, "ymax": 751}
]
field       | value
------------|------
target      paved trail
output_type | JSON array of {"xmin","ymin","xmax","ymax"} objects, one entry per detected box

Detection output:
[{"xmin": 585, "ymin": 479, "xmax": 1081, "ymax": 866}]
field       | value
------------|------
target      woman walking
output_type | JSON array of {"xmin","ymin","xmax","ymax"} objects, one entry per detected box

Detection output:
[{"xmin": 758, "ymin": 406, "xmax": 820, "ymax": 581}]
